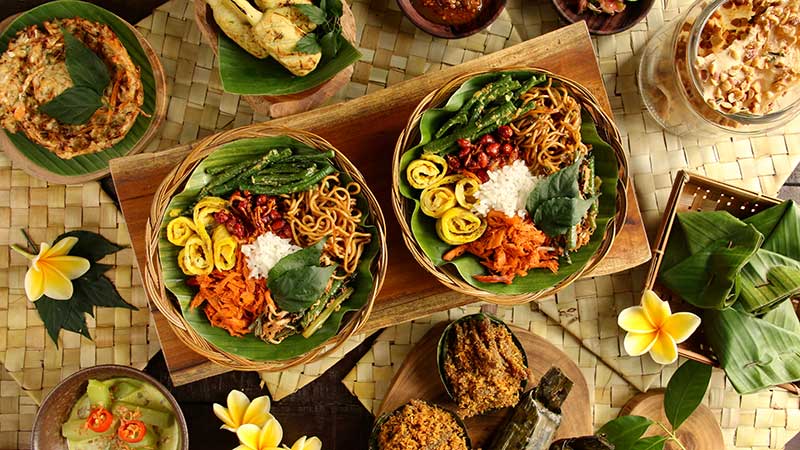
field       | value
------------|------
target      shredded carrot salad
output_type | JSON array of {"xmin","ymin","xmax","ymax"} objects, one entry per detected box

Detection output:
[
  {"xmin": 189, "ymin": 250, "xmax": 271, "ymax": 336},
  {"xmin": 443, "ymin": 210, "xmax": 560, "ymax": 284}
]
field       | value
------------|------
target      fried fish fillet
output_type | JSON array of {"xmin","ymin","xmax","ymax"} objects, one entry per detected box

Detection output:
[{"xmin": 0, "ymin": 18, "xmax": 144, "ymax": 159}]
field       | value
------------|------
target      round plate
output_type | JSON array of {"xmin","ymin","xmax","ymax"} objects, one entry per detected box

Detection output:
[
  {"xmin": 551, "ymin": 0, "xmax": 656, "ymax": 35},
  {"xmin": 31, "ymin": 365, "xmax": 189, "ymax": 450},
  {"xmin": 0, "ymin": 0, "xmax": 167, "ymax": 185}
]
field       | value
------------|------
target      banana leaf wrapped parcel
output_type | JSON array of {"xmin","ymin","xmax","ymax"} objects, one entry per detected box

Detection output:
[{"xmin": 658, "ymin": 200, "xmax": 800, "ymax": 393}]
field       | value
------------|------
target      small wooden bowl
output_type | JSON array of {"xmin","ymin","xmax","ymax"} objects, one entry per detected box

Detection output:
[
  {"xmin": 31, "ymin": 365, "xmax": 189, "ymax": 450},
  {"xmin": 551, "ymin": 0, "xmax": 655, "ymax": 35},
  {"xmin": 194, "ymin": 0, "xmax": 357, "ymax": 118},
  {"xmin": 396, "ymin": 0, "xmax": 506, "ymax": 39}
]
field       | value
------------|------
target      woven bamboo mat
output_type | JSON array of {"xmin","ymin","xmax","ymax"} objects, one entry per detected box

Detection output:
[{"xmin": 342, "ymin": 304, "xmax": 800, "ymax": 449}]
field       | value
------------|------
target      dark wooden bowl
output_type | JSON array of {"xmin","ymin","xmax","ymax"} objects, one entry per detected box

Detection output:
[
  {"xmin": 31, "ymin": 365, "xmax": 189, "ymax": 450},
  {"xmin": 396, "ymin": 0, "xmax": 506, "ymax": 39},
  {"xmin": 551, "ymin": 0, "xmax": 655, "ymax": 35}
]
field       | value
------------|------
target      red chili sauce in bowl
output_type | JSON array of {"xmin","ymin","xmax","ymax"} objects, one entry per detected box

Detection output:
[{"xmin": 412, "ymin": 0, "xmax": 484, "ymax": 25}]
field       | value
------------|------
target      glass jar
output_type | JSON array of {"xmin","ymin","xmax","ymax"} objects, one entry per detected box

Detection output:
[{"xmin": 638, "ymin": 0, "xmax": 800, "ymax": 138}]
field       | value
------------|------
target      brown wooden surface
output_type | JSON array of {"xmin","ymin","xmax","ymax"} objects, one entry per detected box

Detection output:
[
  {"xmin": 110, "ymin": 21, "xmax": 651, "ymax": 385},
  {"xmin": 193, "ymin": 0, "xmax": 357, "ymax": 118},
  {"xmin": 377, "ymin": 321, "xmax": 593, "ymax": 445},
  {"xmin": 0, "ymin": 9, "xmax": 168, "ymax": 184},
  {"xmin": 621, "ymin": 391, "xmax": 725, "ymax": 450}
]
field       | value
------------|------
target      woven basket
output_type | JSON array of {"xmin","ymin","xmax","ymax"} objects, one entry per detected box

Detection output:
[
  {"xmin": 391, "ymin": 67, "xmax": 629, "ymax": 305},
  {"xmin": 643, "ymin": 170, "xmax": 799, "ymax": 393},
  {"xmin": 143, "ymin": 125, "xmax": 388, "ymax": 371}
]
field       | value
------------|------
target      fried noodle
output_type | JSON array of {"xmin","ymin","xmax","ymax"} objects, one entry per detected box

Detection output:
[
  {"xmin": 510, "ymin": 80, "xmax": 589, "ymax": 176},
  {"xmin": 282, "ymin": 174, "xmax": 372, "ymax": 275}
]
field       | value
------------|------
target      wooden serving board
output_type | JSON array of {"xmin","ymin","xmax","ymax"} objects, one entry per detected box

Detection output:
[
  {"xmin": 377, "ymin": 321, "xmax": 593, "ymax": 445},
  {"xmin": 110, "ymin": 22, "xmax": 651, "ymax": 385},
  {"xmin": 621, "ymin": 391, "xmax": 724, "ymax": 450}
]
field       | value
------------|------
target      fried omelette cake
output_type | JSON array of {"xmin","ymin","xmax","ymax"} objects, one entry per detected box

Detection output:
[{"xmin": 0, "ymin": 18, "xmax": 144, "ymax": 159}]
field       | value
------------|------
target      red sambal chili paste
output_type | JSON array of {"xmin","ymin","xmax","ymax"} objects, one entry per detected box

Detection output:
[{"xmin": 413, "ymin": 0, "xmax": 484, "ymax": 25}]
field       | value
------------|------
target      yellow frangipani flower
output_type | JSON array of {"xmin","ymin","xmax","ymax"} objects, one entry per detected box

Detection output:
[
  {"xmin": 235, "ymin": 419, "xmax": 283, "ymax": 450},
  {"xmin": 283, "ymin": 436, "xmax": 322, "ymax": 450},
  {"xmin": 13, "ymin": 237, "xmax": 90, "ymax": 302},
  {"xmin": 214, "ymin": 390, "xmax": 274, "ymax": 432},
  {"xmin": 618, "ymin": 290, "xmax": 701, "ymax": 365}
]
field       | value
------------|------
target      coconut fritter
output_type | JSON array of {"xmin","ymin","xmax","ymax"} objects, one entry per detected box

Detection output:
[{"xmin": 0, "ymin": 18, "xmax": 144, "ymax": 159}]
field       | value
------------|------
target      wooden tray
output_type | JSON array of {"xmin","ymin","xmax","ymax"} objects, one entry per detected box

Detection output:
[
  {"xmin": 377, "ymin": 321, "xmax": 592, "ymax": 445},
  {"xmin": 110, "ymin": 22, "xmax": 651, "ymax": 385}
]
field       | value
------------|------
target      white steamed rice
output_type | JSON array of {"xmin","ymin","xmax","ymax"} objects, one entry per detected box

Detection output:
[
  {"xmin": 240, "ymin": 232, "xmax": 301, "ymax": 279},
  {"xmin": 473, "ymin": 160, "xmax": 540, "ymax": 218}
]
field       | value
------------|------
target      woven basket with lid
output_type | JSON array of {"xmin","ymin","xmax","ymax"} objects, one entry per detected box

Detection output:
[
  {"xmin": 391, "ymin": 67, "xmax": 629, "ymax": 305},
  {"xmin": 643, "ymin": 170, "xmax": 799, "ymax": 393},
  {"xmin": 144, "ymin": 125, "xmax": 387, "ymax": 371}
]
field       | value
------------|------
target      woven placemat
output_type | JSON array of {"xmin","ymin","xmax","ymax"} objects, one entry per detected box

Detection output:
[
  {"xmin": 0, "ymin": 151, "xmax": 160, "ymax": 407},
  {"xmin": 342, "ymin": 304, "xmax": 800, "ymax": 449}
]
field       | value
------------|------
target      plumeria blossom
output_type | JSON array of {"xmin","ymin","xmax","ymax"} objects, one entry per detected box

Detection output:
[
  {"xmin": 235, "ymin": 419, "xmax": 283, "ymax": 450},
  {"xmin": 283, "ymin": 436, "xmax": 322, "ymax": 450},
  {"xmin": 13, "ymin": 236, "xmax": 90, "ymax": 301},
  {"xmin": 618, "ymin": 290, "xmax": 701, "ymax": 365},
  {"xmin": 214, "ymin": 390, "xmax": 273, "ymax": 432}
]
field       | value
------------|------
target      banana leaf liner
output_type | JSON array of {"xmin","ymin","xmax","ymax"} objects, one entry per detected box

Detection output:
[
  {"xmin": 145, "ymin": 127, "xmax": 387, "ymax": 372},
  {"xmin": 392, "ymin": 68, "xmax": 628, "ymax": 304},
  {"xmin": 368, "ymin": 400, "xmax": 472, "ymax": 450},
  {"xmin": 193, "ymin": 0, "xmax": 361, "ymax": 105},
  {"xmin": 436, "ymin": 313, "xmax": 529, "ymax": 411},
  {"xmin": 0, "ymin": 0, "xmax": 166, "ymax": 183},
  {"xmin": 642, "ymin": 170, "xmax": 800, "ymax": 394}
]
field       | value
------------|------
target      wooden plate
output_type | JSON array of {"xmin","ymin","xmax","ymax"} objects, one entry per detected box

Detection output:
[
  {"xmin": 0, "ymin": 4, "xmax": 167, "ymax": 185},
  {"xmin": 620, "ymin": 391, "xmax": 725, "ymax": 450},
  {"xmin": 377, "ymin": 321, "xmax": 593, "ymax": 446},
  {"xmin": 194, "ymin": 0, "xmax": 357, "ymax": 118}
]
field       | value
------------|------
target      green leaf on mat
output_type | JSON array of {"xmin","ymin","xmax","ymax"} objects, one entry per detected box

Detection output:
[
  {"xmin": 704, "ymin": 305, "xmax": 800, "ymax": 394},
  {"xmin": 597, "ymin": 415, "xmax": 653, "ymax": 450},
  {"xmin": 62, "ymin": 29, "xmax": 110, "ymax": 94},
  {"xmin": 38, "ymin": 86, "xmax": 102, "ymax": 125},
  {"xmin": 35, "ymin": 295, "xmax": 93, "ymax": 344},
  {"xmin": 0, "ymin": 0, "xmax": 157, "ymax": 177},
  {"xmin": 663, "ymin": 359, "xmax": 711, "ymax": 430},
  {"xmin": 398, "ymin": 70, "xmax": 619, "ymax": 294},
  {"xmin": 158, "ymin": 136, "xmax": 381, "ymax": 361},
  {"xmin": 57, "ymin": 230, "xmax": 126, "ymax": 262},
  {"xmin": 217, "ymin": 30, "xmax": 361, "ymax": 96}
]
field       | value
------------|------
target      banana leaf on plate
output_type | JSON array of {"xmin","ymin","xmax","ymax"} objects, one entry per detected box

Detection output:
[
  {"xmin": 158, "ymin": 136, "xmax": 380, "ymax": 361},
  {"xmin": 0, "ymin": 0, "xmax": 157, "ymax": 177}
]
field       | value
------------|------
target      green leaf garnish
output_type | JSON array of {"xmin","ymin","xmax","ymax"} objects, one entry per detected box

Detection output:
[
  {"xmin": 38, "ymin": 86, "xmax": 103, "ymax": 124},
  {"xmin": 663, "ymin": 360, "xmax": 711, "ymax": 430},
  {"xmin": 526, "ymin": 156, "xmax": 597, "ymax": 237},
  {"xmin": 295, "ymin": 4, "xmax": 327, "ymax": 25},
  {"xmin": 62, "ymin": 29, "xmax": 110, "ymax": 95},
  {"xmin": 630, "ymin": 436, "xmax": 667, "ymax": 450},
  {"xmin": 267, "ymin": 239, "xmax": 336, "ymax": 313},
  {"xmin": 295, "ymin": 33, "xmax": 321, "ymax": 54},
  {"xmin": 319, "ymin": 30, "xmax": 340, "ymax": 60},
  {"xmin": 324, "ymin": 0, "xmax": 343, "ymax": 17}
]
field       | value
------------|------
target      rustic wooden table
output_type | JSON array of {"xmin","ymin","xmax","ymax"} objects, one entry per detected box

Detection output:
[{"xmin": 2, "ymin": 0, "xmax": 799, "ymax": 449}]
